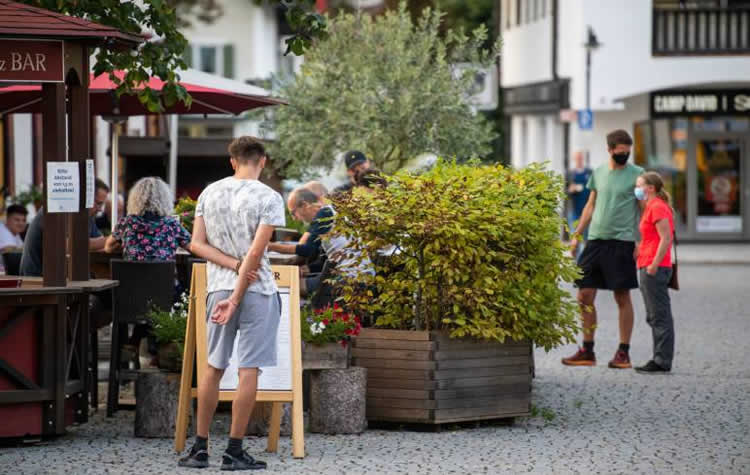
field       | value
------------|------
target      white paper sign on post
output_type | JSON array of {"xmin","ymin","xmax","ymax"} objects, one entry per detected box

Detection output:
[
  {"xmin": 46, "ymin": 162, "xmax": 80, "ymax": 213},
  {"xmin": 85, "ymin": 159, "xmax": 95, "ymax": 209}
]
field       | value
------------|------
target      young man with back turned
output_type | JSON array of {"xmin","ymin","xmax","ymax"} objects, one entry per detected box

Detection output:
[{"xmin": 180, "ymin": 136, "xmax": 285, "ymax": 471}]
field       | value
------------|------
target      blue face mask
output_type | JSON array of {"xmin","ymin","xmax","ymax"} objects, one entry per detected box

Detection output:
[{"xmin": 634, "ymin": 187, "xmax": 647, "ymax": 201}]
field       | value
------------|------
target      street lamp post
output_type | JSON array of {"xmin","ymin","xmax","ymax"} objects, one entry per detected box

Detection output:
[{"xmin": 584, "ymin": 26, "xmax": 601, "ymax": 113}]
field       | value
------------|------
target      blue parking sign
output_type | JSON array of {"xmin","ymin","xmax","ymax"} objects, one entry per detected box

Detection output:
[{"xmin": 578, "ymin": 109, "xmax": 593, "ymax": 130}]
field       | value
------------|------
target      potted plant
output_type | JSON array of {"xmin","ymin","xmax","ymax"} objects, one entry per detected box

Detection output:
[
  {"xmin": 144, "ymin": 292, "xmax": 189, "ymax": 373},
  {"xmin": 300, "ymin": 303, "xmax": 362, "ymax": 370},
  {"xmin": 331, "ymin": 160, "xmax": 581, "ymax": 424},
  {"xmin": 10, "ymin": 185, "xmax": 43, "ymax": 211},
  {"xmin": 174, "ymin": 196, "xmax": 196, "ymax": 232}
]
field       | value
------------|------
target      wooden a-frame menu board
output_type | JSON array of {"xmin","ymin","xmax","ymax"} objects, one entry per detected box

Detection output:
[{"xmin": 174, "ymin": 263, "xmax": 305, "ymax": 458}]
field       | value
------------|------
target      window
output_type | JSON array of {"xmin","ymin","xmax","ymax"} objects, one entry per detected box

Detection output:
[
  {"xmin": 199, "ymin": 46, "xmax": 217, "ymax": 74},
  {"xmin": 516, "ymin": 0, "xmax": 522, "ymax": 26},
  {"xmin": 183, "ymin": 42, "xmax": 235, "ymax": 79}
]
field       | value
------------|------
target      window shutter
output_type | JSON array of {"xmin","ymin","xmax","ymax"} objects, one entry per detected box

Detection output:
[
  {"xmin": 182, "ymin": 44, "xmax": 193, "ymax": 68},
  {"xmin": 223, "ymin": 44, "xmax": 235, "ymax": 78}
]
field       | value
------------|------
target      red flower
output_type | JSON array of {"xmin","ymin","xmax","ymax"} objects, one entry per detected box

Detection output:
[
  {"xmin": 333, "ymin": 302, "xmax": 341, "ymax": 310},
  {"xmin": 340, "ymin": 340, "xmax": 348, "ymax": 347},
  {"xmin": 322, "ymin": 319, "xmax": 329, "ymax": 325},
  {"xmin": 314, "ymin": 308, "xmax": 323, "ymax": 315},
  {"xmin": 342, "ymin": 314, "xmax": 350, "ymax": 322}
]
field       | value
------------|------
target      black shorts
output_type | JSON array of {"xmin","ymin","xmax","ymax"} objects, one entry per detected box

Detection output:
[{"xmin": 576, "ymin": 240, "xmax": 638, "ymax": 290}]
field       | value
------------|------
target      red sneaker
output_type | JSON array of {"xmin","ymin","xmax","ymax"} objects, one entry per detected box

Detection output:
[
  {"xmin": 608, "ymin": 349, "xmax": 632, "ymax": 369},
  {"xmin": 562, "ymin": 347, "xmax": 596, "ymax": 366}
]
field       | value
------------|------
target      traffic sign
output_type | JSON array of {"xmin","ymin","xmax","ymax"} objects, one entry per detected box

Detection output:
[{"xmin": 578, "ymin": 109, "xmax": 593, "ymax": 130}]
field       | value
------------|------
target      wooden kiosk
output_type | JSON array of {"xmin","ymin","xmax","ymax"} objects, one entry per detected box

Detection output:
[{"xmin": 0, "ymin": 0, "xmax": 141, "ymax": 438}]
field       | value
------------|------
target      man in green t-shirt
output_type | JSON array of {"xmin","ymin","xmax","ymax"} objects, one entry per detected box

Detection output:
[{"xmin": 562, "ymin": 129, "xmax": 644, "ymax": 370}]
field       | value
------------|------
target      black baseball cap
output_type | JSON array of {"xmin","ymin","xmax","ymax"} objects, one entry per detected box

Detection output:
[{"xmin": 344, "ymin": 150, "xmax": 368, "ymax": 170}]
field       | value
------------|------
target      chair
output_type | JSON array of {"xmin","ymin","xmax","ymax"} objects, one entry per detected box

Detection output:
[
  {"xmin": 309, "ymin": 259, "xmax": 337, "ymax": 310},
  {"xmin": 107, "ymin": 259, "xmax": 176, "ymax": 416},
  {"xmin": 2, "ymin": 251, "xmax": 22, "ymax": 275}
]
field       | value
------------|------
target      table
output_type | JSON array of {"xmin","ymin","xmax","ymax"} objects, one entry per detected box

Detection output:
[{"xmin": 0, "ymin": 277, "xmax": 118, "ymax": 438}]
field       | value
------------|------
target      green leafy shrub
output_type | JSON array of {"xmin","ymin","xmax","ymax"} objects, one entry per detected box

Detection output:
[
  {"xmin": 174, "ymin": 196, "xmax": 196, "ymax": 232},
  {"xmin": 9, "ymin": 185, "xmax": 43, "ymax": 209},
  {"xmin": 331, "ymin": 160, "xmax": 580, "ymax": 350},
  {"xmin": 284, "ymin": 207, "xmax": 307, "ymax": 235},
  {"xmin": 145, "ymin": 292, "xmax": 188, "ymax": 356}
]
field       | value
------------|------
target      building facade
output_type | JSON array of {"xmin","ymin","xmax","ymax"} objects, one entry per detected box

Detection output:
[{"xmin": 499, "ymin": 0, "xmax": 750, "ymax": 241}]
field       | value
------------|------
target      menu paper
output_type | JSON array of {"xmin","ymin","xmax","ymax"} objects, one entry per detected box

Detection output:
[
  {"xmin": 219, "ymin": 289, "xmax": 292, "ymax": 391},
  {"xmin": 85, "ymin": 159, "xmax": 95, "ymax": 209},
  {"xmin": 46, "ymin": 162, "xmax": 79, "ymax": 213}
]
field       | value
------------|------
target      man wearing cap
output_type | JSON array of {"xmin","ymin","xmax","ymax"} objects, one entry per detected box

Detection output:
[{"xmin": 333, "ymin": 150, "xmax": 371, "ymax": 194}]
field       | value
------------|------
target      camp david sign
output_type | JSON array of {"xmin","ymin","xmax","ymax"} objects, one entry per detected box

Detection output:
[
  {"xmin": 651, "ymin": 90, "xmax": 750, "ymax": 118},
  {"xmin": 0, "ymin": 39, "xmax": 64, "ymax": 83}
]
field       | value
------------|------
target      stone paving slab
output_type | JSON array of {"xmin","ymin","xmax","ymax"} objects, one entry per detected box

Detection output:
[{"xmin": 1, "ymin": 264, "xmax": 749, "ymax": 474}]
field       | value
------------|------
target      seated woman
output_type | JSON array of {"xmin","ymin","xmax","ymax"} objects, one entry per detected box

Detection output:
[
  {"xmin": 105, "ymin": 176, "xmax": 191, "ymax": 366},
  {"xmin": 105, "ymin": 177, "xmax": 191, "ymax": 260}
]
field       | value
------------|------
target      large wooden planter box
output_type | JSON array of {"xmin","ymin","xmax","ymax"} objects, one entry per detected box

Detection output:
[{"xmin": 352, "ymin": 328, "xmax": 532, "ymax": 424}]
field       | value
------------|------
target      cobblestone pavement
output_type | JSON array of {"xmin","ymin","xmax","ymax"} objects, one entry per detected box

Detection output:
[{"xmin": 1, "ymin": 264, "xmax": 748, "ymax": 474}]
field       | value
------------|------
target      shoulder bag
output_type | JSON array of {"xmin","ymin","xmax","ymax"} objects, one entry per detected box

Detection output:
[{"xmin": 668, "ymin": 231, "xmax": 679, "ymax": 291}]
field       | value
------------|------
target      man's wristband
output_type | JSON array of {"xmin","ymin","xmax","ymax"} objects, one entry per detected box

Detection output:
[{"xmin": 234, "ymin": 260, "xmax": 242, "ymax": 273}]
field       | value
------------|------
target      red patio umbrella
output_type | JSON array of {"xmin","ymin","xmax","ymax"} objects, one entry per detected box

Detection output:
[
  {"xmin": 0, "ymin": 70, "xmax": 283, "ymax": 229},
  {"xmin": 0, "ymin": 70, "xmax": 282, "ymax": 115}
]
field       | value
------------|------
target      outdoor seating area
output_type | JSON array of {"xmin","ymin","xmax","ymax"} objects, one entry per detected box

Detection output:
[{"xmin": 1, "ymin": 0, "xmax": 749, "ymax": 473}]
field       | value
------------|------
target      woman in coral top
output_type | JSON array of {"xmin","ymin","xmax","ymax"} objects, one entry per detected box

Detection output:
[{"xmin": 634, "ymin": 171, "xmax": 675, "ymax": 373}]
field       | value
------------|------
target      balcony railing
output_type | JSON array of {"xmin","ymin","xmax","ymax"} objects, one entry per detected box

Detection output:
[{"xmin": 653, "ymin": 7, "xmax": 750, "ymax": 55}]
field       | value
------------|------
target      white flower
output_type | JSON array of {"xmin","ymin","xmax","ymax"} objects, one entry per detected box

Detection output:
[{"xmin": 310, "ymin": 322, "xmax": 326, "ymax": 335}]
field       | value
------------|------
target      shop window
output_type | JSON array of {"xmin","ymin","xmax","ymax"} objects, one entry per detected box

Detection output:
[
  {"xmin": 634, "ymin": 120, "xmax": 689, "ymax": 231},
  {"xmin": 692, "ymin": 117, "xmax": 750, "ymax": 132}
]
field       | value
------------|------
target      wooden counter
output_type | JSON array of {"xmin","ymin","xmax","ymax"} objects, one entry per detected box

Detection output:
[{"xmin": 0, "ymin": 277, "xmax": 118, "ymax": 438}]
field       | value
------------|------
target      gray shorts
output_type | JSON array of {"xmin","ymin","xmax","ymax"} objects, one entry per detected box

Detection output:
[{"xmin": 205, "ymin": 290, "xmax": 281, "ymax": 370}]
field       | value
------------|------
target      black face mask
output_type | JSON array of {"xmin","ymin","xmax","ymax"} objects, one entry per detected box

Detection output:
[{"xmin": 612, "ymin": 152, "xmax": 630, "ymax": 165}]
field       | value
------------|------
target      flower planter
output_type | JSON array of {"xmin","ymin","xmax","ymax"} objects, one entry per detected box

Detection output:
[
  {"xmin": 157, "ymin": 342, "xmax": 182, "ymax": 373},
  {"xmin": 352, "ymin": 328, "xmax": 532, "ymax": 424},
  {"xmin": 302, "ymin": 341, "xmax": 350, "ymax": 370}
]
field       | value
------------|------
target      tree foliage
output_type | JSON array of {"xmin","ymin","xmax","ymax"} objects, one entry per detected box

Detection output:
[
  {"xmin": 21, "ymin": 0, "xmax": 325, "ymax": 113},
  {"xmin": 21, "ymin": 0, "xmax": 191, "ymax": 113},
  {"xmin": 331, "ymin": 161, "xmax": 581, "ymax": 350},
  {"xmin": 263, "ymin": 2, "xmax": 499, "ymax": 179}
]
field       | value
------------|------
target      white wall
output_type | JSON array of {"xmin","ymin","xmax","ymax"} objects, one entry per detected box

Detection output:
[
  {"xmin": 500, "ymin": 16, "xmax": 553, "ymax": 87},
  {"xmin": 12, "ymin": 114, "xmax": 33, "ymax": 194},
  {"xmin": 568, "ymin": 93, "xmax": 649, "ymax": 170},
  {"xmin": 562, "ymin": 0, "xmax": 750, "ymax": 110},
  {"xmin": 182, "ymin": 1, "xmax": 279, "ymax": 82},
  {"xmin": 95, "ymin": 117, "xmax": 110, "ymax": 182}
]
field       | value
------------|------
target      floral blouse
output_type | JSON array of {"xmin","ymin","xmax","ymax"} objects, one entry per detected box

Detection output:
[{"xmin": 112, "ymin": 213, "xmax": 191, "ymax": 261}]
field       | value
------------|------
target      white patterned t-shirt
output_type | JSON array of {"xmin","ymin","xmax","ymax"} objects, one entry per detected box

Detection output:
[{"xmin": 196, "ymin": 177, "xmax": 285, "ymax": 295}]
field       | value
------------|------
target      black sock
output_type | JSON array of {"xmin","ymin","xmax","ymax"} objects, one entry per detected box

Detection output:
[
  {"xmin": 226, "ymin": 437, "xmax": 243, "ymax": 457},
  {"xmin": 619, "ymin": 343, "xmax": 630, "ymax": 353},
  {"xmin": 193, "ymin": 435, "xmax": 208, "ymax": 451},
  {"xmin": 583, "ymin": 341, "xmax": 594, "ymax": 353}
]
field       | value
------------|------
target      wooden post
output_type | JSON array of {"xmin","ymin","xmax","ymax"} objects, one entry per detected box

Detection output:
[
  {"xmin": 68, "ymin": 45, "xmax": 91, "ymax": 282},
  {"xmin": 41, "ymin": 83, "xmax": 67, "ymax": 287}
]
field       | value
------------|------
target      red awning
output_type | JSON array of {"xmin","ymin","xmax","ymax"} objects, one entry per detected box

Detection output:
[{"xmin": 0, "ymin": 70, "xmax": 283, "ymax": 116}]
